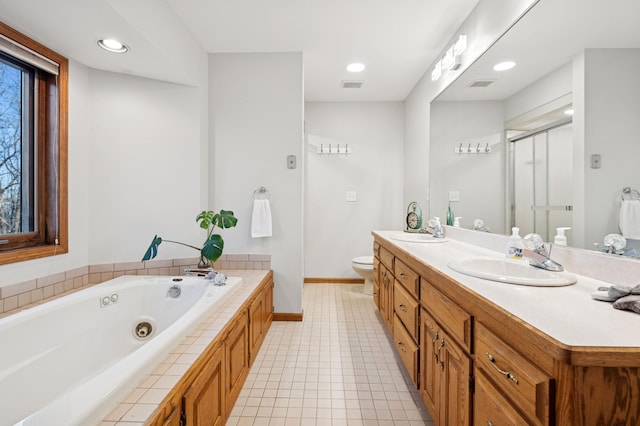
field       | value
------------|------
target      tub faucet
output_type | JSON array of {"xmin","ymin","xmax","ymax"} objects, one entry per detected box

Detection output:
[
  {"xmin": 509, "ymin": 233, "xmax": 564, "ymax": 272},
  {"xmin": 205, "ymin": 270, "xmax": 228, "ymax": 286}
]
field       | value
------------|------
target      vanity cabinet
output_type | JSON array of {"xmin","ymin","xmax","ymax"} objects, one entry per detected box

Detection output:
[
  {"xmin": 146, "ymin": 274, "xmax": 274, "ymax": 426},
  {"xmin": 374, "ymin": 232, "xmax": 640, "ymax": 426}
]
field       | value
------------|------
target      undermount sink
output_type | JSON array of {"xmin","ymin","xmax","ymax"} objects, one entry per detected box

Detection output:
[
  {"xmin": 390, "ymin": 232, "xmax": 448, "ymax": 243},
  {"xmin": 447, "ymin": 257, "xmax": 577, "ymax": 287}
]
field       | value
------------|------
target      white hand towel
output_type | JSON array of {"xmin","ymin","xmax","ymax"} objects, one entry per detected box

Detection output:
[
  {"xmin": 619, "ymin": 199, "xmax": 640, "ymax": 239},
  {"xmin": 251, "ymin": 199, "xmax": 272, "ymax": 238}
]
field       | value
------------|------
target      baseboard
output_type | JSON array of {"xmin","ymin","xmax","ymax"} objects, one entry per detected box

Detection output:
[
  {"xmin": 273, "ymin": 311, "xmax": 304, "ymax": 321},
  {"xmin": 304, "ymin": 277, "xmax": 365, "ymax": 284}
]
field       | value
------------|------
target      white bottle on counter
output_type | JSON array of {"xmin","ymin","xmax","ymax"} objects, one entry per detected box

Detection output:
[
  {"xmin": 505, "ymin": 227, "xmax": 524, "ymax": 259},
  {"xmin": 453, "ymin": 217, "xmax": 461, "ymax": 227},
  {"xmin": 554, "ymin": 227, "xmax": 571, "ymax": 246}
]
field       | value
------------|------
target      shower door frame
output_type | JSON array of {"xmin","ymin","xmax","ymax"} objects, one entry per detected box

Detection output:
[{"xmin": 507, "ymin": 117, "xmax": 573, "ymax": 239}]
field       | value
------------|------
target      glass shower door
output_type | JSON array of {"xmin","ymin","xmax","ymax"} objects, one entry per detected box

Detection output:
[{"xmin": 510, "ymin": 121, "xmax": 573, "ymax": 243}]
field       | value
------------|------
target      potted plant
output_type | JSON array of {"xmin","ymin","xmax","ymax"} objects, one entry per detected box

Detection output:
[{"xmin": 142, "ymin": 210, "xmax": 238, "ymax": 268}]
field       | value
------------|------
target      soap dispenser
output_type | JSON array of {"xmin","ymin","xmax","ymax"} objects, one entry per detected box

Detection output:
[
  {"xmin": 554, "ymin": 227, "xmax": 571, "ymax": 246},
  {"xmin": 453, "ymin": 217, "xmax": 461, "ymax": 227},
  {"xmin": 505, "ymin": 227, "xmax": 524, "ymax": 259}
]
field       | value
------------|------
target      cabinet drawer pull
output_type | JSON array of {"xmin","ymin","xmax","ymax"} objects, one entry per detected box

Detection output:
[
  {"xmin": 400, "ymin": 273, "xmax": 407, "ymax": 279},
  {"xmin": 398, "ymin": 304, "xmax": 407, "ymax": 312},
  {"xmin": 398, "ymin": 342, "xmax": 407, "ymax": 352},
  {"xmin": 432, "ymin": 330, "xmax": 439, "ymax": 343},
  {"xmin": 486, "ymin": 352, "xmax": 519, "ymax": 384},
  {"xmin": 487, "ymin": 421, "xmax": 494, "ymax": 426}
]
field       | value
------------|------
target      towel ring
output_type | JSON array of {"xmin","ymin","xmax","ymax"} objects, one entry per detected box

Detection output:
[
  {"xmin": 253, "ymin": 187, "xmax": 270, "ymax": 200},
  {"xmin": 622, "ymin": 187, "xmax": 640, "ymax": 201}
]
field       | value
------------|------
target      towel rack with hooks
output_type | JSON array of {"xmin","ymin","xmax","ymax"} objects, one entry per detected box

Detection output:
[
  {"xmin": 622, "ymin": 187, "xmax": 640, "ymax": 201},
  {"xmin": 253, "ymin": 187, "xmax": 270, "ymax": 200}
]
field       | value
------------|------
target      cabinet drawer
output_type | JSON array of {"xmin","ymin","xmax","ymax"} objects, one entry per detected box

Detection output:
[
  {"xmin": 393, "ymin": 314, "xmax": 419, "ymax": 387},
  {"xmin": 394, "ymin": 281, "xmax": 419, "ymax": 341},
  {"xmin": 475, "ymin": 370, "xmax": 533, "ymax": 426},
  {"xmin": 379, "ymin": 246, "xmax": 394, "ymax": 270},
  {"xmin": 421, "ymin": 280, "xmax": 472, "ymax": 351},
  {"xmin": 475, "ymin": 322, "xmax": 552, "ymax": 425},
  {"xmin": 394, "ymin": 258, "xmax": 419, "ymax": 297}
]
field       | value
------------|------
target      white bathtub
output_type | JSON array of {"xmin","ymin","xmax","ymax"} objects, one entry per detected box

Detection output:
[{"xmin": 0, "ymin": 274, "xmax": 241, "ymax": 426}]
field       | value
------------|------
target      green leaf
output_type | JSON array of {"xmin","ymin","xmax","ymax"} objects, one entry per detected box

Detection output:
[
  {"xmin": 142, "ymin": 235, "xmax": 163, "ymax": 261},
  {"xmin": 196, "ymin": 210, "xmax": 216, "ymax": 230},
  {"xmin": 214, "ymin": 210, "xmax": 238, "ymax": 229},
  {"xmin": 201, "ymin": 234, "xmax": 224, "ymax": 263}
]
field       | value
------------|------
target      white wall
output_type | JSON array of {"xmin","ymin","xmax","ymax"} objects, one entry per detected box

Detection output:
[
  {"xmin": 583, "ymin": 49, "xmax": 640, "ymax": 248},
  {"xmin": 429, "ymin": 101, "xmax": 505, "ymax": 233},
  {"xmin": 209, "ymin": 53, "xmax": 304, "ymax": 314},
  {"xmin": 87, "ymin": 70, "xmax": 207, "ymax": 263},
  {"xmin": 304, "ymin": 102, "xmax": 404, "ymax": 279}
]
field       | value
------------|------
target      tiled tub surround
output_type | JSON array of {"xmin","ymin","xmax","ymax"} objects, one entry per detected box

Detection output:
[
  {"xmin": 1, "ymin": 275, "xmax": 242, "ymax": 425},
  {"xmin": 96, "ymin": 269, "xmax": 272, "ymax": 425},
  {"xmin": 0, "ymin": 254, "xmax": 271, "ymax": 317}
]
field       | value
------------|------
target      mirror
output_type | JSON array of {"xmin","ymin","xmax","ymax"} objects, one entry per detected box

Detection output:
[{"xmin": 429, "ymin": 0, "xmax": 640, "ymax": 256}]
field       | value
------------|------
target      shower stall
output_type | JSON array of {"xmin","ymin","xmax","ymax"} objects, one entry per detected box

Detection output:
[{"xmin": 508, "ymin": 118, "xmax": 573, "ymax": 243}]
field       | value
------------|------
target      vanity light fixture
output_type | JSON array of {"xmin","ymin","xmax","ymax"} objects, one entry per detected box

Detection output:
[
  {"xmin": 431, "ymin": 34, "xmax": 467, "ymax": 81},
  {"xmin": 493, "ymin": 61, "xmax": 516, "ymax": 71},
  {"xmin": 346, "ymin": 63, "xmax": 365, "ymax": 72},
  {"xmin": 97, "ymin": 38, "xmax": 129, "ymax": 54},
  {"xmin": 564, "ymin": 108, "xmax": 575, "ymax": 115}
]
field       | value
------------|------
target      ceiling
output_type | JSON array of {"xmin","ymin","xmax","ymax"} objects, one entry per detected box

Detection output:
[
  {"xmin": 436, "ymin": 0, "xmax": 640, "ymax": 102},
  {"xmin": 0, "ymin": 0, "xmax": 479, "ymax": 101}
]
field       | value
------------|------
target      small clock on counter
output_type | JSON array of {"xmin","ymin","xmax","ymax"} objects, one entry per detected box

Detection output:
[{"xmin": 405, "ymin": 201, "xmax": 423, "ymax": 232}]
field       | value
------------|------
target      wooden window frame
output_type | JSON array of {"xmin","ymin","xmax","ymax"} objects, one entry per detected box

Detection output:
[{"xmin": 0, "ymin": 22, "xmax": 68, "ymax": 265}]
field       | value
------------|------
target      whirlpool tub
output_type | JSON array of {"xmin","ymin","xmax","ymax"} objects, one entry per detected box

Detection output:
[{"xmin": 0, "ymin": 274, "xmax": 240, "ymax": 426}]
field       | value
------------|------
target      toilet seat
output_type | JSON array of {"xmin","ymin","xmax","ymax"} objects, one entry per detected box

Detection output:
[{"xmin": 352, "ymin": 256, "xmax": 373, "ymax": 265}]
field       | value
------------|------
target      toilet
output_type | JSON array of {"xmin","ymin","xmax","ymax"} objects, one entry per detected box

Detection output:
[{"xmin": 352, "ymin": 256, "xmax": 374, "ymax": 295}]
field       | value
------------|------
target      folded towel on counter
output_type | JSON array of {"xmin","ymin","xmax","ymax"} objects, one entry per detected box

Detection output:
[
  {"xmin": 251, "ymin": 199, "xmax": 272, "ymax": 238},
  {"xmin": 619, "ymin": 199, "xmax": 640, "ymax": 239}
]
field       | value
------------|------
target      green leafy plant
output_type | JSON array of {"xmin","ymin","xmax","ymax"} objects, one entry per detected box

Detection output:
[{"xmin": 142, "ymin": 210, "xmax": 238, "ymax": 266}]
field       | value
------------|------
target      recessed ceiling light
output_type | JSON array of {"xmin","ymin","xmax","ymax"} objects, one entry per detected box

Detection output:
[
  {"xmin": 493, "ymin": 61, "xmax": 516, "ymax": 71},
  {"xmin": 564, "ymin": 109, "xmax": 575, "ymax": 116},
  {"xmin": 346, "ymin": 63, "xmax": 365, "ymax": 73},
  {"xmin": 97, "ymin": 38, "xmax": 129, "ymax": 54}
]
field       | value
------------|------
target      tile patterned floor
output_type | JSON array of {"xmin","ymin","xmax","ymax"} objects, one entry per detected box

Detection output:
[{"xmin": 227, "ymin": 283, "xmax": 434, "ymax": 426}]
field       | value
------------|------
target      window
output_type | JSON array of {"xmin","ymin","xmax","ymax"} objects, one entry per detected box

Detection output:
[{"xmin": 0, "ymin": 22, "xmax": 67, "ymax": 264}]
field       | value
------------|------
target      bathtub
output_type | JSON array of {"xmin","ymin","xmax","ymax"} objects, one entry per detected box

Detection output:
[{"xmin": 0, "ymin": 274, "xmax": 241, "ymax": 426}]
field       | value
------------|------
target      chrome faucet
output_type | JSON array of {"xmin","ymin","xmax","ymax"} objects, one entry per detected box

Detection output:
[
  {"xmin": 509, "ymin": 233, "xmax": 564, "ymax": 272},
  {"xmin": 184, "ymin": 267, "xmax": 228, "ymax": 286},
  {"xmin": 425, "ymin": 217, "xmax": 445, "ymax": 238}
]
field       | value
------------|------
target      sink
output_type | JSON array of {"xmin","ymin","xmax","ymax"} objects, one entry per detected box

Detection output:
[
  {"xmin": 447, "ymin": 257, "xmax": 577, "ymax": 286},
  {"xmin": 390, "ymin": 232, "xmax": 448, "ymax": 243}
]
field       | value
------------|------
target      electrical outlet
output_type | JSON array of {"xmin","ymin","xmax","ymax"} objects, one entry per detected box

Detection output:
[
  {"xmin": 449, "ymin": 191, "xmax": 460, "ymax": 202},
  {"xmin": 346, "ymin": 191, "xmax": 357, "ymax": 202}
]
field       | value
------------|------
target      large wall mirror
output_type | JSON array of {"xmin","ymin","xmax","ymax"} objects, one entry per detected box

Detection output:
[{"xmin": 429, "ymin": 0, "xmax": 640, "ymax": 258}]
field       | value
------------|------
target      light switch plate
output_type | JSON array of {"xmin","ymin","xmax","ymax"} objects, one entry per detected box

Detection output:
[
  {"xmin": 346, "ymin": 191, "xmax": 357, "ymax": 202},
  {"xmin": 449, "ymin": 191, "xmax": 460, "ymax": 202},
  {"xmin": 287, "ymin": 155, "xmax": 296, "ymax": 169}
]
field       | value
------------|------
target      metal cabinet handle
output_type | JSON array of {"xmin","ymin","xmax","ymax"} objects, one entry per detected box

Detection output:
[
  {"xmin": 487, "ymin": 421, "xmax": 494, "ymax": 426},
  {"xmin": 398, "ymin": 342, "xmax": 406, "ymax": 352},
  {"xmin": 400, "ymin": 273, "xmax": 407, "ymax": 279},
  {"xmin": 432, "ymin": 330, "xmax": 439, "ymax": 343},
  {"xmin": 438, "ymin": 338, "xmax": 445, "ymax": 370},
  {"xmin": 486, "ymin": 352, "xmax": 519, "ymax": 384},
  {"xmin": 398, "ymin": 304, "xmax": 407, "ymax": 312}
]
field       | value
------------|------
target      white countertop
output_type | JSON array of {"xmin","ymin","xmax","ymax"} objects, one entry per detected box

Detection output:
[{"xmin": 375, "ymin": 230, "xmax": 640, "ymax": 348}]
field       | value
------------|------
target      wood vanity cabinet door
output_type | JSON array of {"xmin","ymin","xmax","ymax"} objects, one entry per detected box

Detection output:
[
  {"xmin": 421, "ymin": 309, "xmax": 472, "ymax": 426},
  {"xmin": 225, "ymin": 311, "xmax": 249, "ymax": 415},
  {"xmin": 379, "ymin": 264, "xmax": 394, "ymax": 331},
  {"xmin": 373, "ymin": 258, "xmax": 380, "ymax": 308},
  {"xmin": 183, "ymin": 344, "xmax": 225, "ymax": 426},
  {"xmin": 249, "ymin": 292, "xmax": 265, "ymax": 364},
  {"xmin": 475, "ymin": 370, "xmax": 531, "ymax": 426},
  {"xmin": 161, "ymin": 407, "xmax": 181, "ymax": 426}
]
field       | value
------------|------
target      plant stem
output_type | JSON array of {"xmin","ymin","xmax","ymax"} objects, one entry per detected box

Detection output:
[{"xmin": 163, "ymin": 239, "xmax": 202, "ymax": 252}]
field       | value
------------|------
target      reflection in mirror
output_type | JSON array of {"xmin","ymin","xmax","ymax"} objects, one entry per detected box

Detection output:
[{"xmin": 429, "ymin": 0, "xmax": 640, "ymax": 258}]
